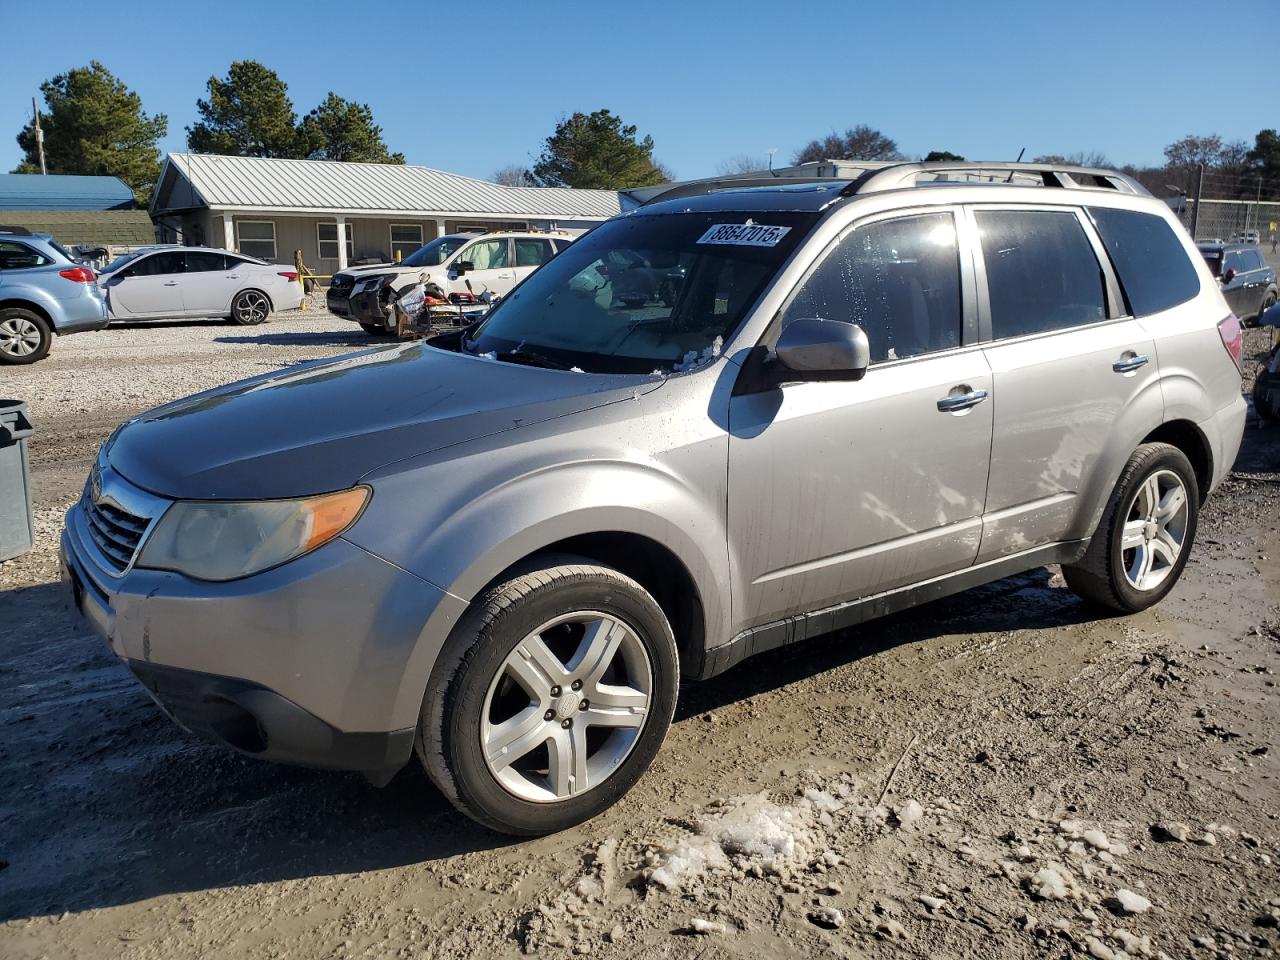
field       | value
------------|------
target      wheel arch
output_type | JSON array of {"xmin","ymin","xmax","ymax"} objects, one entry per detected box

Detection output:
[
  {"xmin": 0, "ymin": 298, "xmax": 55, "ymax": 330},
  {"xmin": 1140, "ymin": 419, "xmax": 1212, "ymax": 504},
  {"xmin": 477, "ymin": 532, "xmax": 707, "ymax": 683}
]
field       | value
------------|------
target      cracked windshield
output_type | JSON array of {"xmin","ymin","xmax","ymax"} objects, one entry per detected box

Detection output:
[{"xmin": 466, "ymin": 211, "xmax": 816, "ymax": 373}]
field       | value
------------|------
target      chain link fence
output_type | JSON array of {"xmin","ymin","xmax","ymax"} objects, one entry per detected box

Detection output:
[{"xmin": 1168, "ymin": 195, "xmax": 1280, "ymax": 272}]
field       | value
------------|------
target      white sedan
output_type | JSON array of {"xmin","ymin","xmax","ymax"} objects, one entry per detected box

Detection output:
[{"xmin": 98, "ymin": 247, "xmax": 304, "ymax": 325}]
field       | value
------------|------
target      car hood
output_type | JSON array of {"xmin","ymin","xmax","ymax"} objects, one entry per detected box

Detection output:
[
  {"xmin": 337, "ymin": 264, "xmax": 406, "ymax": 279},
  {"xmin": 107, "ymin": 343, "xmax": 665, "ymax": 500}
]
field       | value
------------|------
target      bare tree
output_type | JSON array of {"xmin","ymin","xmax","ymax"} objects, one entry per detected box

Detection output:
[
  {"xmin": 1032, "ymin": 151, "xmax": 1114, "ymax": 168},
  {"xmin": 715, "ymin": 154, "xmax": 770, "ymax": 176},
  {"xmin": 491, "ymin": 164, "xmax": 532, "ymax": 187},
  {"xmin": 793, "ymin": 125, "xmax": 903, "ymax": 165},
  {"xmin": 1163, "ymin": 134, "xmax": 1226, "ymax": 172}
]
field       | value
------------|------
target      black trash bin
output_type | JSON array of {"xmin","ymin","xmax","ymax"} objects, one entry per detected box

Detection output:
[{"xmin": 0, "ymin": 399, "xmax": 35, "ymax": 562}]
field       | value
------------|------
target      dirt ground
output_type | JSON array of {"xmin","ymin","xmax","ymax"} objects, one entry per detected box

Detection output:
[{"xmin": 1, "ymin": 315, "xmax": 1278, "ymax": 960}]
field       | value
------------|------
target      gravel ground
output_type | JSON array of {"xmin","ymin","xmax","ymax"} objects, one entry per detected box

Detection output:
[{"xmin": 0, "ymin": 320, "xmax": 1277, "ymax": 960}]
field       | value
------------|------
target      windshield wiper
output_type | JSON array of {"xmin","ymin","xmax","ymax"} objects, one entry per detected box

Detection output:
[{"xmin": 493, "ymin": 349, "xmax": 575, "ymax": 371}]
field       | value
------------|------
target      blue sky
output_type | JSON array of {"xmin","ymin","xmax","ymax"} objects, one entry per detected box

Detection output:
[{"xmin": 3, "ymin": 0, "xmax": 1274, "ymax": 181}]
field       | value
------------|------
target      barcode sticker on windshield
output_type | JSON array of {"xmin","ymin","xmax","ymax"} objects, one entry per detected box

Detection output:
[{"xmin": 697, "ymin": 223, "xmax": 791, "ymax": 247}]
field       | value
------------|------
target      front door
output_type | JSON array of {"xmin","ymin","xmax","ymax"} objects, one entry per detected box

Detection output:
[
  {"xmin": 728, "ymin": 210, "xmax": 992, "ymax": 630},
  {"xmin": 970, "ymin": 206, "xmax": 1159, "ymax": 562},
  {"xmin": 108, "ymin": 250, "xmax": 186, "ymax": 318},
  {"xmin": 453, "ymin": 238, "xmax": 516, "ymax": 298}
]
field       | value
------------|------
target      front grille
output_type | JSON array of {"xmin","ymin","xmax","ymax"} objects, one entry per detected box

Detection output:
[{"xmin": 84, "ymin": 496, "xmax": 148, "ymax": 571}]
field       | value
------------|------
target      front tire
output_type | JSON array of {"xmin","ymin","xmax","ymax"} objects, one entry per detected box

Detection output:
[
  {"xmin": 417, "ymin": 557, "xmax": 678, "ymax": 835},
  {"xmin": 230, "ymin": 289, "xmax": 271, "ymax": 325},
  {"xmin": 0, "ymin": 308, "xmax": 52, "ymax": 365},
  {"xmin": 1063, "ymin": 442, "xmax": 1198, "ymax": 613},
  {"xmin": 359, "ymin": 322, "xmax": 394, "ymax": 337}
]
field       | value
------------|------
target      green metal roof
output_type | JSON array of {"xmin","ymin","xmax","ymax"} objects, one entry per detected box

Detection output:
[{"xmin": 0, "ymin": 210, "xmax": 155, "ymax": 247}]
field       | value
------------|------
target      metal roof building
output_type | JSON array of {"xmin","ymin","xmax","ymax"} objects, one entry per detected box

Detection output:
[
  {"xmin": 150, "ymin": 153, "xmax": 636, "ymax": 272},
  {"xmin": 0, "ymin": 173, "xmax": 136, "ymax": 212}
]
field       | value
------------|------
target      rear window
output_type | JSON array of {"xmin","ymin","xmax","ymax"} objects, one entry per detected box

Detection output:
[{"xmin": 1088, "ymin": 207, "xmax": 1200, "ymax": 316}]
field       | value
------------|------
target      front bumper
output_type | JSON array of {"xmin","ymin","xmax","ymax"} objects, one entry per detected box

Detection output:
[
  {"xmin": 326, "ymin": 287, "xmax": 353, "ymax": 318},
  {"xmin": 61, "ymin": 494, "xmax": 465, "ymax": 777},
  {"xmin": 348, "ymin": 289, "xmax": 390, "ymax": 328}
]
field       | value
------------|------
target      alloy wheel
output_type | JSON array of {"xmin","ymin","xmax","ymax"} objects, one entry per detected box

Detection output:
[
  {"xmin": 1120, "ymin": 469, "xmax": 1189, "ymax": 592},
  {"xmin": 481, "ymin": 612, "xmax": 653, "ymax": 803},
  {"xmin": 0, "ymin": 317, "xmax": 42, "ymax": 358},
  {"xmin": 234, "ymin": 291, "xmax": 269, "ymax": 323}
]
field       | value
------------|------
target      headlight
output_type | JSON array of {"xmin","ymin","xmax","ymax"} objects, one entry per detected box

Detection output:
[{"xmin": 137, "ymin": 487, "xmax": 370, "ymax": 581}]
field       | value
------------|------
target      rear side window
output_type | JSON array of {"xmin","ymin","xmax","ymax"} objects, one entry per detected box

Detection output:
[
  {"xmin": 782, "ymin": 212, "xmax": 962, "ymax": 363},
  {"xmin": 1087, "ymin": 208, "xmax": 1201, "ymax": 316},
  {"xmin": 976, "ymin": 210, "xmax": 1105, "ymax": 339},
  {"xmin": 0, "ymin": 241, "xmax": 51, "ymax": 270},
  {"xmin": 515, "ymin": 238, "xmax": 554, "ymax": 267}
]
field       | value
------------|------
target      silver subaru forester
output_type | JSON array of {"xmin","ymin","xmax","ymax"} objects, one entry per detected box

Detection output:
[{"xmin": 62, "ymin": 162, "xmax": 1246, "ymax": 835}]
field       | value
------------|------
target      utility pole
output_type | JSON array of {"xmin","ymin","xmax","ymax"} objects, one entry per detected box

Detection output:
[
  {"xmin": 32, "ymin": 98, "xmax": 46, "ymax": 175},
  {"xmin": 1189, "ymin": 163, "xmax": 1204, "ymax": 239}
]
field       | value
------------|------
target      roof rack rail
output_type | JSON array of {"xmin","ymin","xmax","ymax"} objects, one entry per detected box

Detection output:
[
  {"xmin": 0, "ymin": 225, "xmax": 35, "ymax": 236},
  {"xmin": 637, "ymin": 176, "xmax": 846, "ymax": 207},
  {"xmin": 842, "ymin": 161, "xmax": 1151, "ymax": 197},
  {"xmin": 638, "ymin": 162, "xmax": 1151, "ymax": 209}
]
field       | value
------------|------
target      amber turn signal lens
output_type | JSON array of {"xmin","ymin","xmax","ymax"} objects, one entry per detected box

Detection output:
[{"xmin": 302, "ymin": 487, "xmax": 371, "ymax": 552}]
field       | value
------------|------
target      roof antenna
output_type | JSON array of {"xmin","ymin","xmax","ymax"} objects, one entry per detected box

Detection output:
[{"xmin": 1007, "ymin": 147, "xmax": 1025, "ymax": 182}]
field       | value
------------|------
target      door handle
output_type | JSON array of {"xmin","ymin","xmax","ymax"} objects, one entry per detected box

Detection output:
[
  {"xmin": 936, "ymin": 388, "xmax": 989, "ymax": 413},
  {"xmin": 226, "ymin": 274, "xmax": 240, "ymax": 279},
  {"xmin": 163, "ymin": 281, "xmax": 179, "ymax": 286},
  {"xmin": 1113, "ymin": 354, "xmax": 1149, "ymax": 373}
]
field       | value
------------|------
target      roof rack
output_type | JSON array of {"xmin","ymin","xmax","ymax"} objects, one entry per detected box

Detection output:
[
  {"xmin": 847, "ymin": 161, "xmax": 1151, "ymax": 196},
  {"xmin": 638, "ymin": 162, "xmax": 1150, "ymax": 208},
  {"xmin": 0, "ymin": 225, "xmax": 35, "ymax": 236}
]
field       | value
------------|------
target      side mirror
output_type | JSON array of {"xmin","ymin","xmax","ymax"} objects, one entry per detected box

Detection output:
[
  {"xmin": 452, "ymin": 260, "xmax": 473, "ymax": 276},
  {"xmin": 774, "ymin": 318, "xmax": 871, "ymax": 382},
  {"xmin": 1223, "ymin": 267, "xmax": 1238, "ymax": 284}
]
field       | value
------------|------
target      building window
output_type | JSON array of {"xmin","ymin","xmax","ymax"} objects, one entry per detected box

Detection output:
[
  {"xmin": 390, "ymin": 224, "xmax": 424, "ymax": 262},
  {"xmin": 317, "ymin": 222, "xmax": 355, "ymax": 262},
  {"xmin": 236, "ymin": 220, "xmax": 276, "ymax": 261}
]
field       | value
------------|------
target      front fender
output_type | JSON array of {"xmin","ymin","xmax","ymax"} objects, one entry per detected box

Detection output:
[{"xmin": 354, "ymin": 454, "xmax": 730, "ymax": 732}]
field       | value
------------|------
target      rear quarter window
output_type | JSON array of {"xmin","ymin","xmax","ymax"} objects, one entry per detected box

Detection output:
[{"xmin": 1088, "ymin": 207, "xmax": 1201, "ymax": 316}]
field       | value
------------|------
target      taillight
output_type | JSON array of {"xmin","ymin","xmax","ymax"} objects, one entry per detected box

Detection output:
[
  {"xmin": 58, "ymin": 267, "xmax": 96, "ymax": 283},
  {"xmin": 277, "ymin": 271, "xmax": 299, "ymax": 281},
  {"xmin": 1217, "ymin": 313, "xmax": 1243, "ymax": 371}
]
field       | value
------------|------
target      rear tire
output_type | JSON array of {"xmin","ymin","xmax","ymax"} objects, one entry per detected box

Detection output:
[
  {"xmin": 0, "ymin": 308, "xmax": 52, "ymax": 365},
  {"xmin": 416, "ymin": 557, "xmax": 678, "ymax": 836},
  {"xmin": 231, "ymin": 289, "xmax": 271, "ymax": 325},
  {"xmin": 1063, "ymin": 442, "xmax": 1198, "ymax": 614}
]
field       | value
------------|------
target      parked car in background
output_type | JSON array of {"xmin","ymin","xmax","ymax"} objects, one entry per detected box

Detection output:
[
  {"xmin": 0, "ymin": 227, "xmax": 107, "ymax": 365},
  {"xmin": 1197, "ymin": 241, "xmax": 1278, "ymax": 323},
  {"xmin": 62, "ymin": 161, "xmax": 1246, "ymax": 836},
  {"xmin": 327, "ymin": 231, "xmax": 573, "ymax": 335},
  {"xmin": 98, "ymin": 247, "xmax": 304, "ymax": 325}
]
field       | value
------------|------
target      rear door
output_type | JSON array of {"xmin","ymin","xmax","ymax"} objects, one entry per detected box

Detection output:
[
  {"xmin": 107, "ymin": 251, "xmax": 186, "ymax": 318},
  {"xmin": 180, "ymin": 250, "xmax": 235, "ymax": 316},
  {"xmin": 513, "ymin": 237, "xmax": 555, "ymax": 286},
  {"xmin": 453, "ymin": 238, "xmax": 516, "ymax": 297},
  {"xmin": 971, "ymin": 205, "xmax": 1159, "ymax": 561},
  {"xmin": 1219, "ymin": 250, "xmax": 1251, "ymax": 316}
]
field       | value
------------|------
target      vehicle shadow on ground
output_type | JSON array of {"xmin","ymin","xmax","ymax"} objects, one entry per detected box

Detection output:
[
  {"xmin": 214, "ymin": 330, "xmax": 377, "ymax": 347},
  {"xmin": 0, "ymin": 564, "xmax": 1095, "ymax": 922}
]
